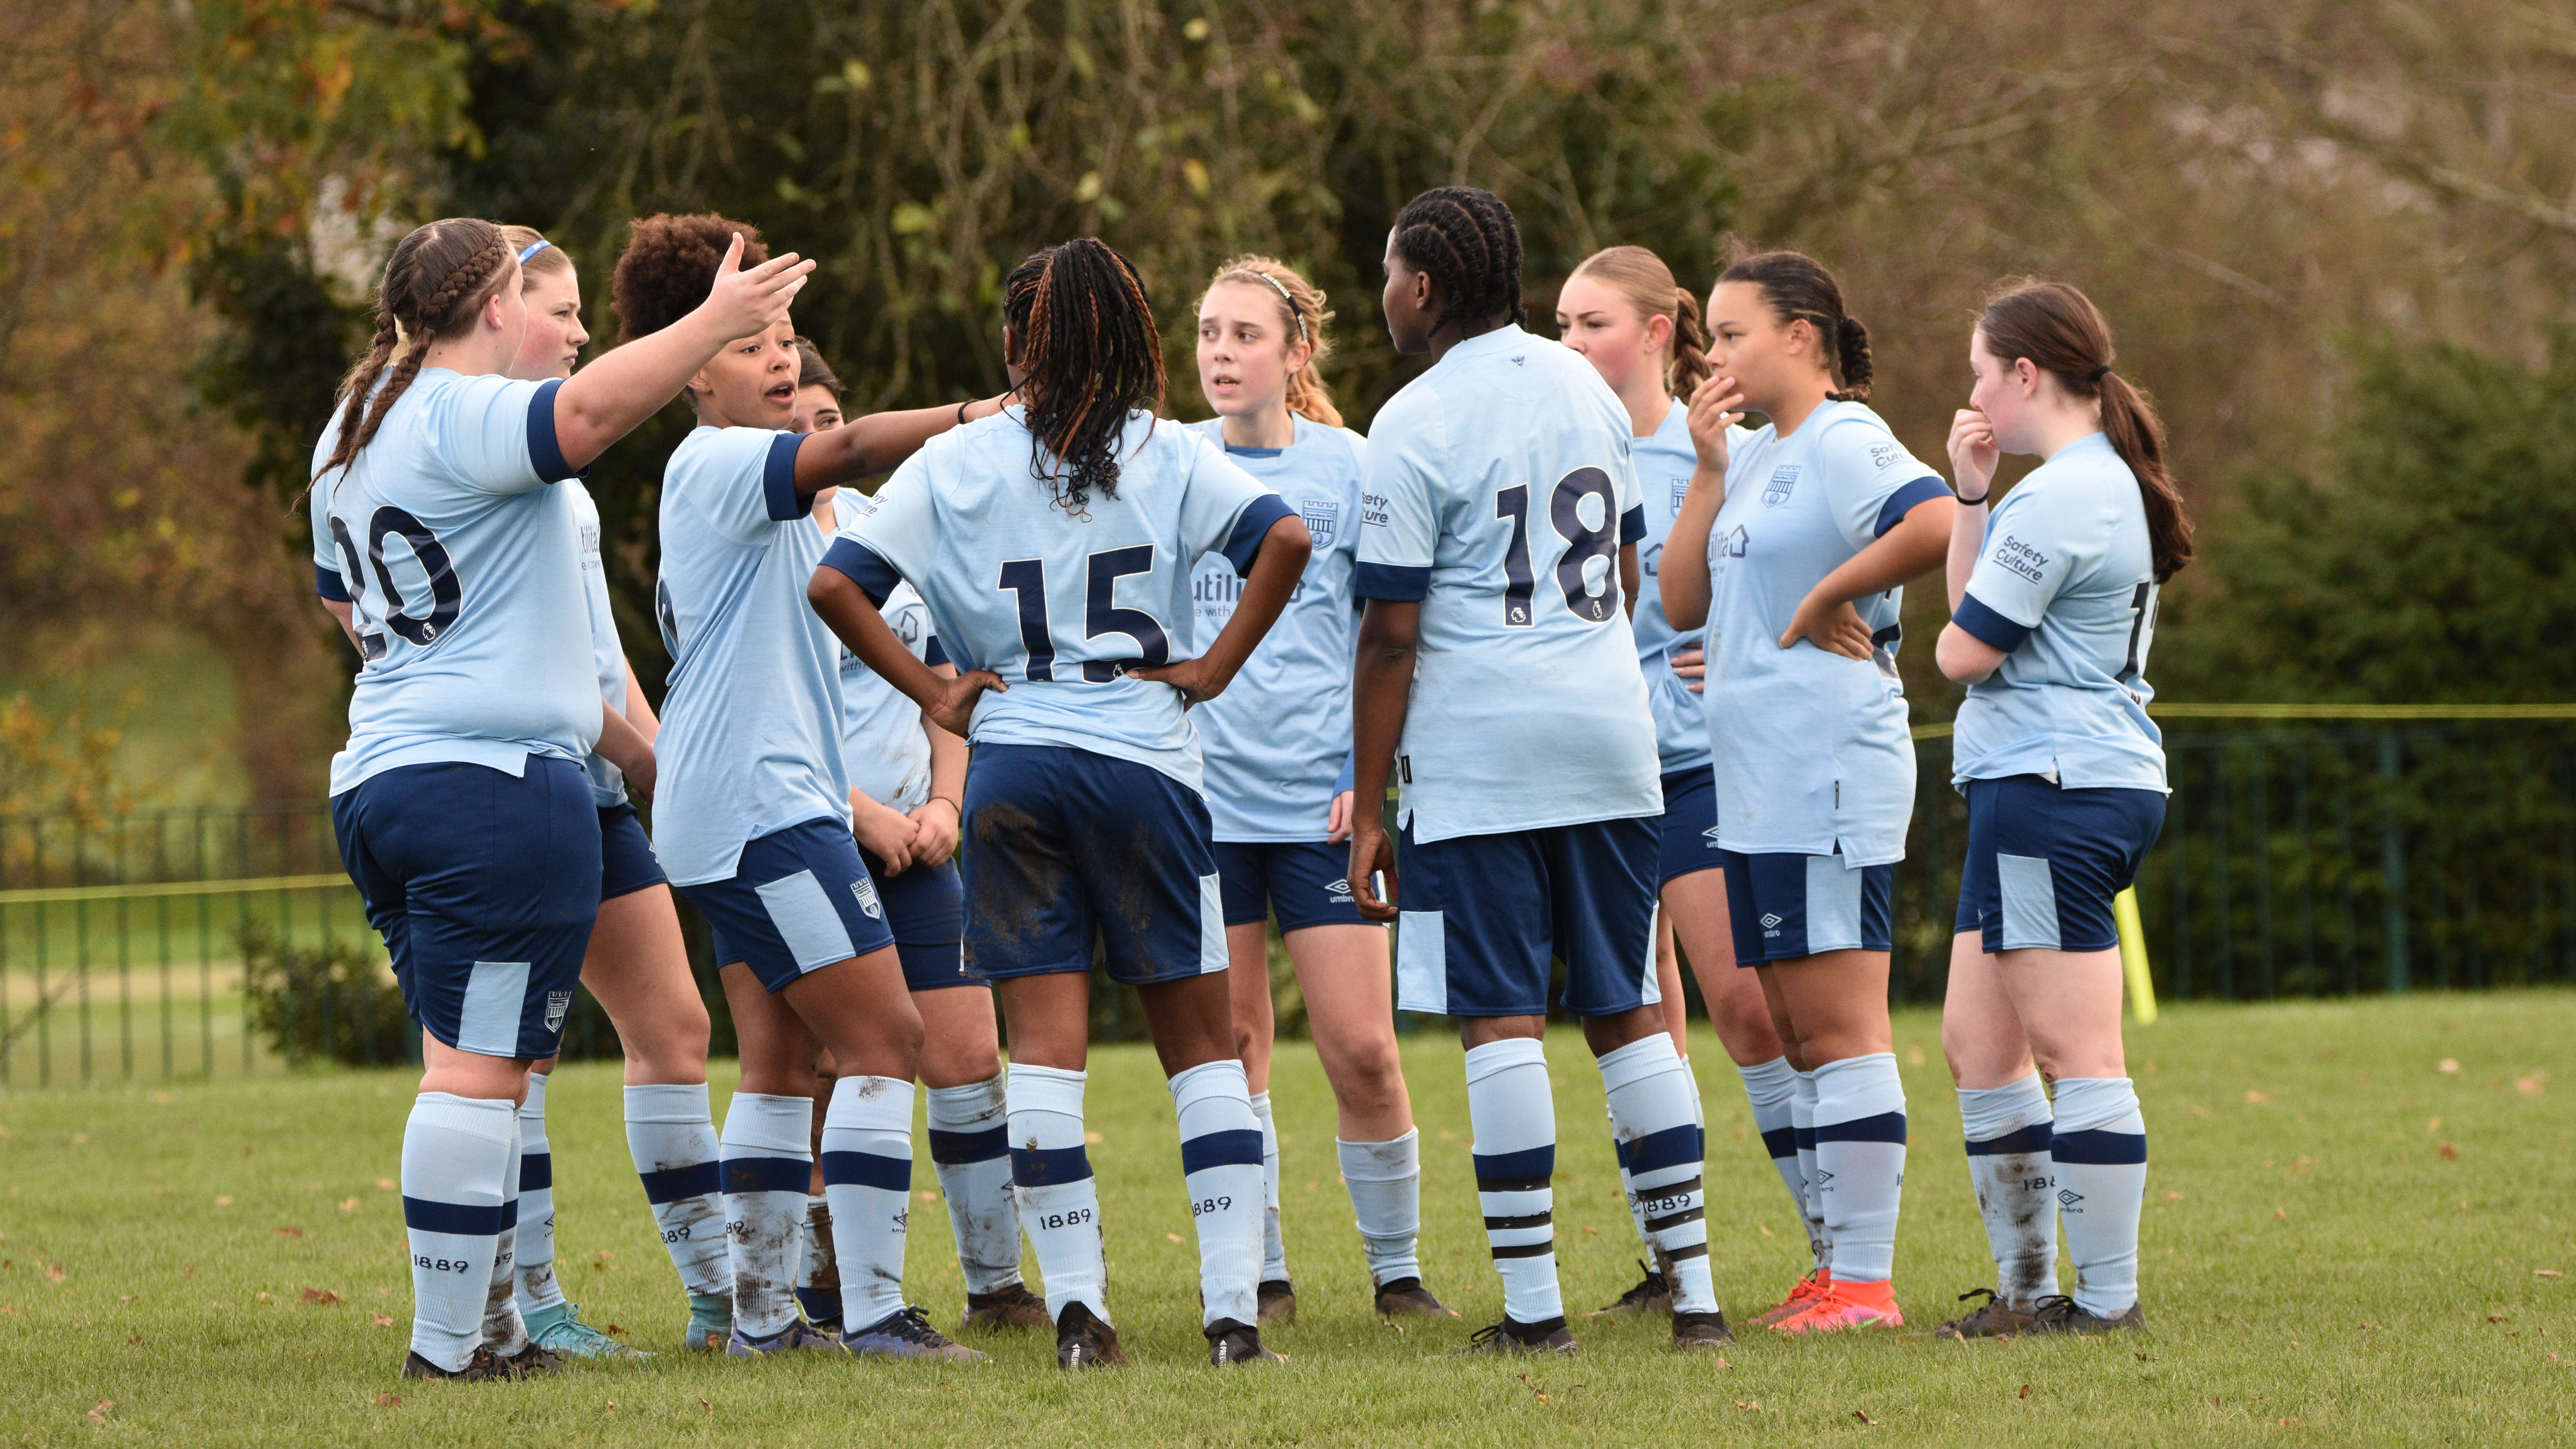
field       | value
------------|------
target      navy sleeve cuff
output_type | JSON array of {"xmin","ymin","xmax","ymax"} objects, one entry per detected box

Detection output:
[
  {"xmin": 314, "ymin": 564, "xmax": 351, "ymax": 602},
  {"xmin": 1953, "ymin": 592, "xmax": 2032, "ymax": 653},
  {"xmin": 1353, "ymin": 562, "xmax": 1431, "ymax": 602},
  {"xmin": 763, "ymin": 432, "xmax": 808, "ymax": 522},
  {"xmin": 1333, "ymin": 753, "xmax": 1355, "ymax": 796},
  {"xmin": 1872, "ymin": 475, "xmax": 1951, "ymax": 538},
  {"xmin": 818, "ymin": 536, "xmax": 905, "ymax": 606},
  {"xmin": 924, "ymin": 635, "xmax": 949, "ymax": 668},
  {"xmin": 1221, "ymin": 493, "xmax": 1298, "ymax": 575},
  {"xmin": 525, "ymin": 378, "xmax": 582, "ymax": 483},
  {"xmin": 1619, "ymin": 503, "xmax": 1649, "ymax": 545}
]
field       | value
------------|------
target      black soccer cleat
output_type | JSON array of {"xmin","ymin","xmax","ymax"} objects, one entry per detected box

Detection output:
[
  {"xmin": 1255, "ymin": 1279, "xmax": 1298, "ymax": 1324},
  {"xmin": 1932, "ymin": 1286, "xmax": 2041, "ymax": 1340},
  {"xmin": 1205, "ymin": 1316, "xmax": 1288, "ymax": 1365},
  {"xmin": 498, "ymin": 1342, "xmax": 568, "ymax": 1378},
  {"xmin": 1587, "ymin": 1258, "xmax": 1671, "ymax": 1318},
  {"xmin": 1054, "ymin": 1301, "xmax": 1127, "ymax": 1369},
  {"xmin": 1460, "ymin": 1315, "xmax": 1578, "ymax": 1356},
  {"xmin": 1373, "ymin": 1276, "xmax": 1457, "ymax": 1318},
  {"xmin": 1672, "ymin": 1309, "xmax": 1735, "ymax": 1350},
  {"xmin": 2026, "ymin": 1295, "xmax": 2147, "ymax": 1335},
  {"xmin": 398, "ymin": 1346, "xmax": 515, "ymax": 1382},
  {"xmin": 960, "ymin": 1281, "xmax": 1051, "ymax": 1334}
]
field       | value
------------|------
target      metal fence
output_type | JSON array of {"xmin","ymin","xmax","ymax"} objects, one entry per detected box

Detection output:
[{"xmin": 5, "ymin": 712, "xmax": 2571, "ymax": 1087}]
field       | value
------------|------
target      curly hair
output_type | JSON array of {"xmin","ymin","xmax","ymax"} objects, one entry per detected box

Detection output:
[
  {"xmin": 1202, "ymin": 255, "xmax": 1341, "ymax": 428},
  {"xmin": 1389, "ymin": 186, "xmax": 1525, "ymax": 339},
  {"xmin": 315, "ymin": 218, "xmax": 518, "ymax": 483},
  {"xmin": 612, "ymin": 213, "xmax": 768, "ymax": 343},
  {"xmin": 1004, "ymin": 238, "xmax": 1166, "ymax": 512}
]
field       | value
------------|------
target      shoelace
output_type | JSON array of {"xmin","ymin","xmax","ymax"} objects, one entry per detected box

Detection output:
[
  {"xmin": 1955, "ymin": 1286, "xmax": 1999, "ymax": 1309},
  {"xmin": 1617, "ymin": 1260, "xmax": 1667, "ymax": 1301},
  {"xmin": 1466, "ymin": 1320, "xmax": 1512, "ymax": 1349},
  {"xmin": 2027, "ymin": 1294, "xmax": 2083, "ymax": 1327},
  {"xmin": 874, "ymin": 1306, "xmax": 951, "ymax": 1347}
]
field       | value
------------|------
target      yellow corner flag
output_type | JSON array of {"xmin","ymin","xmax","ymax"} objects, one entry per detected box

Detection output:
[{"xmin": 2113, "ymin": 886, "xmax": 2157, "ymax": 1025}]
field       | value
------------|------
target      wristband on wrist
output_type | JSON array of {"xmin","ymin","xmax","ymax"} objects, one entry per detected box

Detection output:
[
  {"xmin": 956, "ymin": 399, "xmax": 970, "ymax": 426},
  {"xmin": 930, "ymin": 795, "xmax": 962, "ymax": 815},
  {"xmin": 1958, "ymin": 489, "xmax": 1990, "ymax": 506}
]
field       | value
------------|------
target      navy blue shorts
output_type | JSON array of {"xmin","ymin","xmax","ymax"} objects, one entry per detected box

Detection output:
[
  {"xmin": 1955, "ymin": 774, "xmax": 2166, "ymax": 954},
  {"xmin": 598, "ymin": 802, "xmax": 668, "ymax": 902},
  {"xmin": 1717, "ymin": 849, "xmax": 1894, "ymax": 965},
  {"xmin": 1656, "ymin": 766, "xmax": 1725, "ymax": 886},
  {"xmin": 960, "ymin": 744, "xmax": 1225, "ymax": 987},
  {"xmin": 1214, "ymin": 839, "xmax": 1370, "ymax": 933},
  {"xmin": 859, "ymin": 847, "xmax": 981, "ymax": 992},
  {"xmin": 682, "ymin": 819, "xmax": 899, "ymax": 994},
  {"xmin": 331, "ymin": 757, "xmax": 601, "ymax": 1060},
  {"xmin": 1392, "ymin": 817, "xmax": 1659, "ymax": 1018}
]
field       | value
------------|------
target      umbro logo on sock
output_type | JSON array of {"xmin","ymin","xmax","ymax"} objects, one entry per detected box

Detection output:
[
  {"xmin": 1811, "ymin": 1170, "xmax": 1834, "ymax": 1185},
  {"xmin": 2057, "ymin": 1188, "xmax": 2086, "ymax": 1207}
]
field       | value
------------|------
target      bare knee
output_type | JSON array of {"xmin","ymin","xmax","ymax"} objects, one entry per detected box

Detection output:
[{"xmin": 619, "ymin": 996, "xmax": 713, "ymax": 1082}]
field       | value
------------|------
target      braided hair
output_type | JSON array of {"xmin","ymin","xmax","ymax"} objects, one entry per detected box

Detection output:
[
  {"xmin": 1389, "ymin": 186, "xmax": 1526, "ymax": 339},
  {"xmin": 1716, "ymin": 248, "xmax": 1874, "ymax": 403},
  {"xmin": 1004, "ymin": 238, "xmax": 1166, "ymax": 512},
  {"xmin": 316, "ymin": 218, "xmax": 518, "ymax": 483}
]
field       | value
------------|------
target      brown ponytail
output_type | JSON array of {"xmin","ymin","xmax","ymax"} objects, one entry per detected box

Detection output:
[
  {"xmin": 1717, "ymin": 246, "xmax": 1872, "ymax": 402},
  {"xmin": 1976, "ymin": 278, "xmax": 2193, "ymax": 581},
  {"xmin": 316, "ymin": 218, "xmax": 519, "ymax": 484},
  {"xmin": 1203, "ymin": 255, "xmax": 1341, "ymax": 428},
  {"xmin": 1568, "ymin": 245, "xmax": 1710, "ymax": 397}
]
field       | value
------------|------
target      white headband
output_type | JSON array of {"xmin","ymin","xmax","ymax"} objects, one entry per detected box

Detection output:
[{"xmin": 1239, "ymin": 270, "xmax": 1306, "ymax": 343}]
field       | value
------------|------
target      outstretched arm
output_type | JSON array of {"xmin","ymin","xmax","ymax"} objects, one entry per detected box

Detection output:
[
  {"xmin": 788, "ymin": 396, "xmax": 1009, "ymax": 510},
  {"xmin": 1130, "ymin": 515, "xmax": 1312, "ymax": 703}
]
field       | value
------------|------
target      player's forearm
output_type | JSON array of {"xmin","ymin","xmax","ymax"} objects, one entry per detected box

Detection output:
[
  {"xmin": 808, "ymin": 571, "xmax": 951, "ymax": 716},
  {"xmin": 551, "ymin": 309, "xmax": 747, "ymax": 471},
  {"xmin": 793, "ymin": 404, "xmax": 965, "ymax": 502},
  {"xmin": 320, "ymin": 598, "xmax": 361, "ymax": 652},
  {"xmin": 1660, "ymin": 467, "xmax": 1723, "ymax": 629},
  {"xmin": 923, "ymin": 664, "xmax": 967, "ymax": 803},
  {"xmin": 1805, "ymin": 499, "xmax": 1956, "ymax": 610},
  {"xmin": 1195, "ymin": 516, "xmax": 1313, "ymax": 686},
  {"xmin": 1946, "ymin": 494, "xmax": 1989, "ymax": 611},
  {"xmin": 1349, "ymin": 600, "xmax": 1420, "ymax": 808},
  {"xmin": 1619, "ymin": 543, "xmax": 1641, "ymax": 620},
  {"xmin": 594, "ymin": 699, "xmax": 653, "ymax": 777}
]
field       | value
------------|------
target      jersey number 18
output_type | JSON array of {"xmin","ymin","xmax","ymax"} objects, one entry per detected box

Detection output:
[{"xmin": 1496, "ymin": 467, "xmax": 1621, "ymax": 627}]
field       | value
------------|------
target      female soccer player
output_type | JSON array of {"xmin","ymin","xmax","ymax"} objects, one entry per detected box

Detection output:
[
  {"xmin": 1345, "ymin": 188, "xmax": 1730, "ymax": 1356},
  {"xmin": 613, "ymin": 212, "xmax": 994, "ymax": 1361},
  {"xmin": 1661, "ymin": 249, "xmax": 1956, "ymax": 1334},
  {"xmin": 313, "ymin": 216, "xmax": 810, "ymax": 1381},
  {"xmin": 1931, "ymin": 280, "xmax": 2184, "ymax": 1338},
  {"xmin": 809, "ymin": 237, "xmax": 1312, "ymax": 1370},
  {"xmin": 785, "ymin": 340, "xmax": 1049, "ymax": 1341},
  {"xmin": 1555, "ymin": 246, "xmax": 1814, "ymax": 1318},
  {"xmin": 1188, "ymin": 255, "xmax": 1445, "ymax": 1323}
]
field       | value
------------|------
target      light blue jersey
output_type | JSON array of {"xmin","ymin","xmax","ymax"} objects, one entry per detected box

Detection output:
[
  {"xmin": 1184, "ymin": 415, "xmax": 1366, "ymax": 842},
  {"xmin": 307, "ymin": 370, "xmax": 595, "ymax": 797},
  {"xmin": 1352, "ymin": 324, "xmax": 1662, "ymax": 843},
  {"xmin": 836, "ymin": 575, "xmax": 945, "ymax": 815},
  {"xmin": 568, "ymin": 480, "xmax": 633, "ymax": 807},
  {"xmin": 823, "ymin": 408, "xmax": 1291, "ymax": 795},
  {"xmin": 1631, "ymin": 400, "xmax": 1755, "ymax": 775},
  {"xmin": 1701, "ymin": 400, "xmax": 1950, "ymax": 864},
  {"xmin": 650, "ymin": 427, "xmax": 848, "ymax": 887},
  {"xmin": 1950, "ymin": 432, "xmax": 2167, "ymax": 792}
]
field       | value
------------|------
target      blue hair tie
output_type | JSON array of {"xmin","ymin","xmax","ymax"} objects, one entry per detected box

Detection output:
[{"xmin": 516, "ymin": 239, "xmax": 553, "ymax": 263}]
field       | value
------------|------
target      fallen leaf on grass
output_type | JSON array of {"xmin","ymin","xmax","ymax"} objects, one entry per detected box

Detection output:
[
  {"xmin": 339, "ymin": 1197, "xmax": 360, "ymax": 1212},
  {"xmin": 1757, "ymin": 1223, "xmax": 1774, "ymax": 1237},
  {"xmin": 1082, "ymin": 1131, "xmax": 1104, "ymax": 1145},
  {"xmin": 85, "ymin": 1400, "xmax": 112, "ymax": 1424},
  {"xmin": 699, "ymin": 1398, "xmax": 714, "ymax": 1419},
  {"xmin": 1851, "ymin": 1409, "xmax": 1875, "ymax": 1425},
  {"xmin": 2136, "ymin": 1352, "xmax": 2151, "ymax": 1362},
  {"xmin": 605, "ymin": 1323, "xmax": 626, "ymax": 1337},
  {"xmin": 214, "ymin": 1196, "xmax": 232, "ymax": 1206},
  {"xmin": 2437, "ymin": 1059, "xmax": 2460, "ymax": 1073},
  {"xmin": 2535, "ymin": 1269, "xmax": 2563, "ymax": 1279},
  {"xmin": 71, "ymin": 1133, "xmax": 87, "ymax": 1145},
  {"xmin": 0, "ymin": 1304, "xmax": 17, "ymax": 1316},
  {"xmin": 127, "ymin": 1335, "xmax": 143, "ymax": 1345},
  {"xmin": 301, "ymin": 1288, "xmax": 342, "ymax": 1307},
  {"xmin": 2489, "ymin": 1314, "xmax": 2508, "ymax": 1324},
  {"xmin": 592, "ymin": 1250, "xmax": 615, "ymax": 1269},
  {"xmin": 118, "ymin": 1294, "xmax": 134, "ymax": 1303},
  {"xmin": 2165, "ymin": 1191, "xmax": 2183, "ymax": 1200},
  {"xmin": 2438, "ymin": 1143, "xmax": 2458, "ymax": 1160},
  {"xmin": 369, "ymin": 1312, "xmax": 395, "ymax": 1327},
  {"xmin": 255, "ymin": 1292, "xmax": 270, "ymax": 1303},
  {"xmin": 2245, "ymin": 1091, "xmax": 2272, "ymax": 1105},
  {"xmin": 2517, "ymin": 1076, "xmax": 2546, "ymax": 1095},
  {"xmin": 1582, "ymin": 1225, "xmax": 1599, "ymax": 1236},
  {"xmin": 375, "ymin": 1179, "xmax": 395, "ymax": 1192},
  {"xmin": 1734, "ymin": 1400, "xmax": 1760, "ymax": 1412},
  {"xmin": 1166, "ymin": 1233, "xmax": 1183, "ymax": 1243},
  {"xmin": 43, "ymin": 1264, "xmax": 64, "ymax": 1283},
  {"xmin": 917, "ymin": 1191, "xmax": 939, "ymax": 1203},
  {"xmin": 2018, "ymin": 1385, "xmax": 2032, "ymax": 1399},
  {"xmin": 372, "ymin": 1393, "xmax": 401, "ymax": 1409},
  {"xmin": 2280, "ymin": 1419, "xmax": 2297, "ymax": 1428},
  {"xmin": 2272, "ymin": 1208, "xmax": 2288, "ymax": 1223},
  {"xmin": 275, "ymin": 1226, "xmax": 303, "ymax": 1238}
]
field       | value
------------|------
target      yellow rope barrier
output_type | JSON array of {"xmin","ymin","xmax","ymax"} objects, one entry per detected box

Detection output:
[
  {"xmin": 0, "ymin": 872, "xmax": 352, "ymax": 908},
  {"xmin": 1911, "ymin": 702, "xmax": 2576, "ymax": 740}
]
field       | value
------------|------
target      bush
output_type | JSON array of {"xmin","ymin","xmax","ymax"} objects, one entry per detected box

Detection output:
[{"xmin": 238, "ymin": 922, "xmax": 413, "ymax": 1067}]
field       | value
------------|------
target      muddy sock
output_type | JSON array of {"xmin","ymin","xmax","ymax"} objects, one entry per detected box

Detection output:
[
  {"xmin": 821, "ymin": 1075, "xmax": 914, "ymax": 1332},
  {"xmin": 1959, "ymin": 1072, "xmax": 2058, "ymax": 1305},
  {"xmin": 928, "ymin": 1072, "xmax": 1022, "ymax": 1294},
  {"xmin": 718, "ymin": 1091, "xmax": 814, "ymax": 1340}
]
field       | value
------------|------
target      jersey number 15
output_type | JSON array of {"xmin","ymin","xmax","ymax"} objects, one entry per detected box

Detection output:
[{"xmin": 997, "ymin": 546, "xmax": 1172, "ymax": 682}]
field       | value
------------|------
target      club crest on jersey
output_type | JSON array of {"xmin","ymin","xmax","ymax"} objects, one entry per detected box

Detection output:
[
  {"xmin": 851, "ymin": 876, "xmax": 884, "ymax": 920},
  {"xmin": 1668, "ymin": 476, "xmax": 1690, "ymax": 511},
  {"xmin": 1761, "ymin": 464, "xmax": 1801, "ymax": 508},
  {"xmin": 1300, "ymin": 499, "xmax": 1340, "ymax": 548},
  {"xmin": 543, "ymin": 990, "xmax": 573, "ymax": 1031}
]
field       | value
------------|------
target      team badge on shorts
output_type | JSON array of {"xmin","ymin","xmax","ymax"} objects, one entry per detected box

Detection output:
[
  {"xmin": 544, "ymin": 990, "xmax": 574, "ymax": 1031},
  {"xmin": 1301, "ymin": 499, "xmax": 1340, "ymax": 548},
  {"xmin": 851, "ymin": 875, "xmax": 884, "ymax": 920},
  {"xmin": 1762, "ymin": 464, "xmax": 1801, "ymax": 508}
]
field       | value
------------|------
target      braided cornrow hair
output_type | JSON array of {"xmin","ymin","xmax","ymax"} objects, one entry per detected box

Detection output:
[
  {"xmin": 1389, "ymin": 186, "xmax": 1525, "ymax": 339},
  {"xmin": 316, "ymin": 218, "xmax": 519, "ymax": 484},
  {"xmin": 1717, "ymin": 246, "xmax": 1874, "ymax": 403},
  {"xmin": 1004, "ymin": 238, "xmax": 1166, "ymax": 511},
  {"xmin": 1203, "ymin": 255, "xmax": 1341, "ymax": 428}
]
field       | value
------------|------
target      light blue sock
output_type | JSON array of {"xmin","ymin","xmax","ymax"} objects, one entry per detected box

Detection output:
[
  {"xmin": 401, "ymin": 1092, "xmax": 515, "ymax": 1371},
  {"xmin": 1599, "ymin": 1034, "xmax": 1715, "ymax": 1313},
  {"xmin": 1465, "ymin": 1037, "xmax": 1561, "ymax": 1325},
  {"xmin": 794, "ymin": 1195, "xmax": 841, "ymax": 1326},
  {"xmin": 821, "ymin": 1075, "xmax": 914, "ymax": 1333},
  {"xmin": 1738, "ymin": 1057, "xmax": 1807, "ymax": 1237},
  {"xmin": 928, "ymin": 1072, "xmax": 1023, "ymax": 1294},
  {"xmin": 624, "ymin": 1083, "xmax": 730, "ymax": 1303},
  {"xmin": 478, "ymin": 1112, "xmax": 529, "ymax": 1357},
  {"xmin": 1249, "ymin": 1090, "xmax": 1288, "ymax": 1284},
  {"xmin": 1008, "ymin": 1063, "xmax": 1106, "ymax": 1324},
  {"xmin": 1811, "ymin": 1052, "xmax": 1906, "ymax": 1285},
  {"xmin": 2052, "ymin": 1076, "xmax": 2146, "ymax": 1316},
  {"xmin": 1173, "ymin": 1060, "xmax": 1265, "ymax": 1327},
  {"xmin": 719, "ymin": 1092, "xmax": 814, "ymax": 1339},
  {"xmin": 514, "ymin": 1073, "xmax": 565, "ymax": 1315},
  {"xmin": 1336, "ymin": 1131, "xmax": 1422, "ymax": 1287},
  {"xmin": 1959, "ymin": 1072, "xmax": 2057, "ymax": 1305}
]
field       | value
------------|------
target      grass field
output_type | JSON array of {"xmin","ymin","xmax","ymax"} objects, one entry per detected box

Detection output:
[{"xmin": 1, "ymin": 992, "xmax": 2570, "ymax": 1446}]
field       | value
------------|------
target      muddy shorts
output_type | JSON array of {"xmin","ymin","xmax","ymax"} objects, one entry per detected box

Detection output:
[{"xmin": 957, "ymin": 743, "xmax": 1226, "ymax": 987}]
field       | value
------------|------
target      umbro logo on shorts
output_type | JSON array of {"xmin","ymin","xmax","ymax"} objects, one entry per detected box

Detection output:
[
  {"xmin": 1701, "ymin": 825, "xmax": 1722, "ymax": 846},
  {"xmin": 543, "ymin": 990, "xmax": 573, "ymax": 1031},
  {"xmin": 1326, "ymin": 878, "xmax": 1355, "ymax": 903},
  {"xmin": 851, "ymin": 878, "xmax": 883, "ymax": 920},
  {"xmin": 1759, "ymin": 912, "xmax": 1783, "ymax": 935}
]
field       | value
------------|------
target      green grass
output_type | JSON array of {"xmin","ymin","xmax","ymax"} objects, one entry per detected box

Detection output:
[{"xmin": 1, "ymin": 993, "xmax": 2570, "ymax": 1446}]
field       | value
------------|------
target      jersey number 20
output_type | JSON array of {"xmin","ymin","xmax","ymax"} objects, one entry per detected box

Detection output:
[
  {"xmin": 1496, "ymin": 467, "xmax": 1620, "ymax": 627},
  {"xmin": 328, "ymin": 506, "xmax": 461, "ymax": 662},
  {"xmin": 997, "ymin": 545, "xmax": 1172, "ymax": 682}
]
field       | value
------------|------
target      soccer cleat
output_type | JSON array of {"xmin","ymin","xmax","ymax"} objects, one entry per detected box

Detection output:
[
  {"xmin": 1373, "ymin": 1276, "xmax": 1457, "ymax": 1318},
  {"xmin": 843, "ymin": 1305, "xmax": 987, "ymax": 1361},
  {"xmin": 1932, "ymin": 1287, "xmax": 2040, "ymax": 1340},
  {"xmin": 1586, "ymin": 1259, "xmax": 1671, "ymax": 1318},
  {"xmin": 1460, "ymin": 1315, "xmax": 1578, "ymax": 1357},
  {"xmin": 1256, "ymin": 1279, "xmax": 1298, "ymax": 1324},
  {"xmin": 1205, "ymin": 1317, "xmax": 1288, "ymax": 1365},
  {"xmin": 683, "ymin": 1294, "xmax": 734, "ymax": 1353},
  {"xmin": 1672, "ymin": 1309, "xmax": 1735, "ymax": 1350},
  {"xmin": 1771, "ymin": 1278, "xmax": 1902, "ymax": 1334},
  {"xmin": 1745, "ymin": 1267, "xmax": 1832, "ymax": 1327},
  {"xmin": 1054, "ymin": 1302, "xmax": 1127, "ymax": 1370},
  {"xmin": 726, "ymin": 1320, "xmax": 848, "ymax": 1356},
  {"xmin": 524, "ymin": 1301, "xmax": 650, "ymax": 1359},
  {"xmin": 960, "ymin": 1281, "xmax": 1051, "ymax": 1334},
  {"xmin": 398, "ymin": 1346, "xmax": 514, "ymax": 1382},
  {"xmin": 2026, "ymin": 1296, "xmax": 2147, "ymax": 1335}
]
